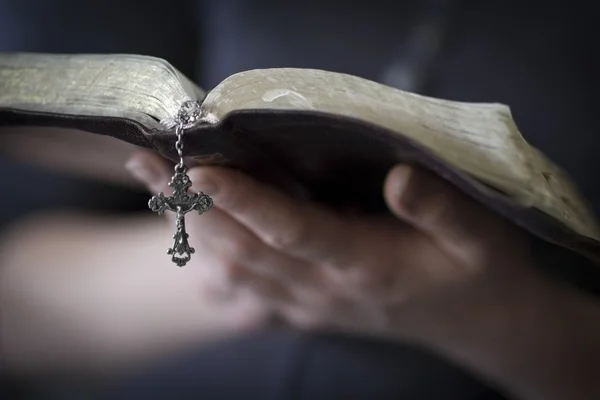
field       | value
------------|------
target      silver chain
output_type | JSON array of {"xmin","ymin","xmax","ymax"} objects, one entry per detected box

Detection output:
[
  {"xmin": 173, "ymin": 100, "xmax": 201, "ymax": 174},
  {"xmin": 174, "ymin": 123, "xmax": 186, "ymax": 173}
]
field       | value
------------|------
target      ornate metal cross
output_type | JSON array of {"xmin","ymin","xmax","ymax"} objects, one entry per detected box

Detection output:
[
  {"xmin": 148, "ymin": 101, "xmax": 213, "ymax": 267},
  {"xmin": 148, "ymin": 171, "xmax": 213, "ymax": 266}
]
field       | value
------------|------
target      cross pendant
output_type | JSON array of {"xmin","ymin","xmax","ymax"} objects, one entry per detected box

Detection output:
[{"xmin": 148, "ymin": 169, "xmax": 213, "ymax": 267}]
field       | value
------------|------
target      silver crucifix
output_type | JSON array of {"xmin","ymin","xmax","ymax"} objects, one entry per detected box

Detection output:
[{"xmin": 148, "ymin": 101, "xmax": 213, "ymax": 267}]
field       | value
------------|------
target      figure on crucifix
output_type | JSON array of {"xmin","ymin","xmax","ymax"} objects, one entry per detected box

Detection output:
[{"xmin": 148, "ymin": 169, "xmax": 213, "ymax": 266}]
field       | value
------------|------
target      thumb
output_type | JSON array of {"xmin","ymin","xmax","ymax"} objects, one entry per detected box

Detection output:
[
  {"xmin": 383, "ymin": 164, "xmax": 509, "ymax": 265},
  {"xmin": 125, "ymin": 151, "xmax": 174, "ymax": 195}
]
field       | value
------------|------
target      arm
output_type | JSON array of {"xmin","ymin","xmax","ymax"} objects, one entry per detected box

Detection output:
[
  {"xmin": 0, "ymin": 212, "xmax": 263, "ymax": 379},
  {"xmin": 408, "ymin": 263, "xmax": 600, "ymax": 400}
]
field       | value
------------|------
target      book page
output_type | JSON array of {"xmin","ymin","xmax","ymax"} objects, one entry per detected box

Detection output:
[
  {"xmin": 201, "ymin": 68, "xmax": 599, "ymax": 240},
  {"xmin": 0, "ymin": 53, "xmax": 203, "ymax": 130},
  {"xmin": 528, "ymin": 148, "xmax": 600, "ymax": 238}
]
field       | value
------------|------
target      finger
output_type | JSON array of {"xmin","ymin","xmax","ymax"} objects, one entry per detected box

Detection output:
[
  {"xmin": 125, "ymin": 151, "xmax": 174, "ymax": 196},
  {"xmin": 124, "ymin": 151, "xmax": 237, "ymax": 244},
  {"xmin": 190, "ymin": 207, "xmax": 330, "ymax": 310},
  {"xmin": 226, "ymin": 263, "xmax": 294, "ymax": 306},
  {"xmin": 125, "ymin": 152, "xmax": 323, "ymax": 289},
  {"xmin": 329, "ymin": 218, "xmax": 456, "ymax": 302},
  {"xmin": 187, "ymin": 166, "xmax": 352, "ymax": 265},
  {"xmin": 189, "ymin": 168, "xmax": 440, "ymax": 305},
  {"xmin": 383, "ymin": 164, "xmax": 515, "ymax": 265},
  {"xmin": 125, "ymin": 151, "xmax": 179, "ymax": 227}
]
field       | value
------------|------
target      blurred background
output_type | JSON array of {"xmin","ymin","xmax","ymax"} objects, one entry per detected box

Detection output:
[{"xmin": 0, "ymin": 0, "xmax": 598, "ymax": 399}]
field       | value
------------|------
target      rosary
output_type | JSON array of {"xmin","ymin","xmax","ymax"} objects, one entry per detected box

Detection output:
[{"xmin": 148, "ymin": 101, "xmax": 213, "ymax": 267}]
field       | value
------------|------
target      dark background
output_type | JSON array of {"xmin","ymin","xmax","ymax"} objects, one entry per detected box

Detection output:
[{"xmin": 1, "ymin": 1, "xmax": 599, "ymax": 399}]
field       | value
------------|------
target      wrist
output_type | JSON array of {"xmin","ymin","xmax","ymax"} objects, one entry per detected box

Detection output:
[
  {"xmin": 397, "ymin": 259, "xmax": 557, "ymax": 350},
  {"xmin": 394, "ymin": 260, "xmax": 600, "ymax": 400}
]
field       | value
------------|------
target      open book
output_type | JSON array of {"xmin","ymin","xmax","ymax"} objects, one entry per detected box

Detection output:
[{"xmin": 1, "ymin": 52, "xmax": 599, "ymax": 266}]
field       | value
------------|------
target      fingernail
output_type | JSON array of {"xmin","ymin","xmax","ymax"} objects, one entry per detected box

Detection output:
[
  {"xmin": 125, "ymin": 157, "xmax": 161, "ymax": 186},
  {"xmin": 393, "ymin": 165, "xmax": 413, "ymax": 197}
]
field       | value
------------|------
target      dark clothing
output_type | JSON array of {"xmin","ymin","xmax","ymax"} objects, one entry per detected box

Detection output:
[
  {"xmin": 1, "ymin": 1, "xmax": 598, "ymax": 399},
  {"xmin": 110, "ymin": 331, "xmax": 506, "ymax": 400}
]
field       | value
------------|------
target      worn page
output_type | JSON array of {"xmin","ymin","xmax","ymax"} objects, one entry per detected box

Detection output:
[
  {"xmin": 0, "ymin": 53, "xmax": 203, "ymax": 130},
  {"xmin": 201, "ymin": 68, "xmax": 598, "ymax": 240},
  {"xmin": 527, "ymin": 148, "xmax": 600, "ymax": 239}
]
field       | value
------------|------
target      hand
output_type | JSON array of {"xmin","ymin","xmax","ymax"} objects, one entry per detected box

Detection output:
[
  {"xmin": 131, "ymin": 151, "xmax": 600, "ymax": 400},
  {"xmin": 127, "ymin": 151, "xmax": 537, "ymax": 342}
]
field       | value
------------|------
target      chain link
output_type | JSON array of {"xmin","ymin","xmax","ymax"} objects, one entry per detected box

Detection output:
[
  {"xmin": 173, "ymin": 100, "xmax": 201, "ymax": 174},
  {"xmin": 174, "ymin": 123, "xmax": 186, "ymax": 173}
]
